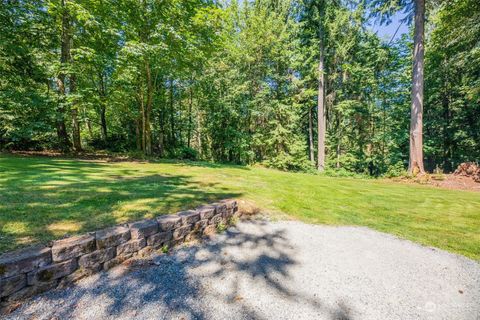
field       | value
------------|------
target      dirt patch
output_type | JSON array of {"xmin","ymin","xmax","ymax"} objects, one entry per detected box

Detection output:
[
  {"xmin": 392, "ymin": 174, "xmax": 480, "ymax": 192},
  {"xmin": 432, "ymin": 174, "xmax": 480, "ymax": 192}
]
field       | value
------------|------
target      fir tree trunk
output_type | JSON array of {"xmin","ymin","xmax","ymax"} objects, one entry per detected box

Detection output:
[
  {"xmin": 408, "ymin": 0, "xmax": 425, "ymax": 174},
  {"xmin": 317, "ymin": 2, "xmax": 326, "ymax": 172},
  {"xmin": 308, "ymin": 106, "xmax": 314, "ymax": 163}
]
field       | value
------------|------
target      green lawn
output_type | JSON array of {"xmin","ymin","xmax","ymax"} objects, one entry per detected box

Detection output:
[{"xmin": 1, "ymin": 154, "xmax": 479, "ymax": 260}]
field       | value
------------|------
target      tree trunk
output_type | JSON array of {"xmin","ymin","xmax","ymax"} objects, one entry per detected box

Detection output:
[
  {"xmin": 99, "ymin": 72, "xmax": 108, "ymax": 141},
  {"xmin": 100, "ymin": 104, "xmax": 107, "ymax": 141},
  {"xmin": 170, "ymin": 79, "xmax": 175, "ymax": 147},
  {"xmin": 336, "ymin": 117, "xmax": 341, "ymax": 168},
  {"xmin": 86, "ymin": 118, "xmax": 94, "ymax": 139},
  {"xmin": 308, "ymin": 105, "xmax": 314, "ymax": 163},
  {"xmin": 137, "ymin": 81, "xmax": 144, "ymax": 152},
  {"xmin": 317, "ymin": 2, "xmax": 326, "ymax": 172},
  {"xmin": 196, "ymin": 110, "xmax": 202, "ymax": 156},
  {"xmin": 187, "ymin": 84, "xmax": 193, "ymax": 148},
  {"xmin": 136, "ymin": 116, "xmax": 142, "ymax": 151},
  {"xmin": 56, "ymin": 0, "xmax": 71, "ymax": 150},
  {"xmin": 70, "ymin": 74, "xmax": 82, "ymax": 151},
  {"xmin": 408, "ymin": 0, "xmax": 425, "ymax": 174},
  {"xmin": 144, "ymin": 59, "xmax": 152, "ymax": 155}
]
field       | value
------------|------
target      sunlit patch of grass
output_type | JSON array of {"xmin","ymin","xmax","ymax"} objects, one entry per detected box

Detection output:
[
  {"xmin": 47, "ymin": 221, "xmax": 83, "ymax": 235},
  {"xmin": 3, "ymin": 222, "xmax": 28, "ymax": 234},
  {"xmin": 0, "ymin": 154, "xmax": 479, "ymax": 261}
]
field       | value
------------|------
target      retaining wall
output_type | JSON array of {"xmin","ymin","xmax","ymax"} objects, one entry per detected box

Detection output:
[{"xmin": 0, "ymin": 199, "xmax": 238, "ymax": 305}]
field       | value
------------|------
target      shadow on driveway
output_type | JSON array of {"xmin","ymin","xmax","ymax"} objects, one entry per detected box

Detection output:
[{"xmin": 5, "ymin": 220, "xmax": 352, "ymax": 320}]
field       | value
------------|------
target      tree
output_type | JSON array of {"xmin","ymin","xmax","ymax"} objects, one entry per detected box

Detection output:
[
  {"xmin": 408, "ymin": 0, "xmax": 425, "ymax": 174},
  {"xmin": 368, "ymin": 0, "xmax": 425, "ymax": 174},
  {"xmin": 299, "ymin": 0, "xmax": 329, "ymax": 171}
]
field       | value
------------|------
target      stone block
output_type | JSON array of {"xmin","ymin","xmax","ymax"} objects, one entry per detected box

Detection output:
[
  {"xmin": 146, "ymin": 231, "xmax": 173, "ymax": 247},
  {"xmin": 194, "ymin": 219, "xmax": 209, "ymax": 232},
  {"xmin": 210, "ymin": 214, "xmax": 224, "ymax": 226},
  {"xmin": 0, "ymin": 274, "xmax": 26, "ymax": 298},
  {"xmin": 0, "ymin": 245, "xmax": 52, "ymax": 278},
  {"xmin": 27, "ymin": 259, "xmax": 77, "ymax": 285},
  {"xmin": 129, "ymin": 219, "xmax": 158, "ymax": 239},
  {"xmin": 177, "ymin": 210, "xmax": 200, "ymax": 225},
  {"xmin": 58, "ymin": 264, "xmax": 102, "ymax": 288},
  {"xmin": 203, "ymin": 225, "xmax": 217, "ymax": 236},
  {"xmin": 96, "ymin": 225, "xmax": 130, "ymax": 249},
  {"xmin": 156, "ymin": 215, "xmax": 182, "ymax": 231},
  {"xmin": 6, "ymin": 280, "xmax": 58, "ymax": 302},
  {"xmin": 52, "ymin": 234, "xmax": 95, "ymax": 262},
  {"xmin": 185, "ymin": 232, "xmax": 200, "ymax": 242},
  {"xmin": 197, "ymin": 204, "xmax": 216, "ymax": 220},
  {"xmin": 78, "ymin": 247, "xmax": 115, "ymax": 269},
  {"xmin": 221, "ymin": 199, "xmax": 237, "ymax": 218},
  {"xmin": 173, "ymin": 225, "xmax": 192, "ymax": 240},
  {"xmin": 116, "ymin": 238, "xmax": 146, "ymax": 256},
  {"xmin": 103, "ymin": 254, "xmax": 132, "ymax": 270},
  {"xmin": 137, "ymin": 246, "xmax": 154, "ymax": 257},
  {"xmin": 213, "ymin": 202, "xmax": 227, "ymax": 217}
]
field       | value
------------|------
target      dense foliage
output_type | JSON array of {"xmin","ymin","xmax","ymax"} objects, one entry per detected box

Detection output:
[{"xmin": 1, "ymin": 0, "xmax": 478, "ymax": 174}]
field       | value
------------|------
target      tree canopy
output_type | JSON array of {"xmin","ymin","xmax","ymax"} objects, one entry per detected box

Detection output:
[{"xmin": 1, "ymin": 0, "xmax": 478, "ymax": 175}]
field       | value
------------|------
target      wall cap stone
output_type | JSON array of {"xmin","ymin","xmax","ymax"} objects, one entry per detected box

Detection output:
[
  {"xmin": 52, "ymin": 234, "xmax": 95, "ymax": 262},
  {"xmin": 96, "ymin": 225, "xmax": 131, "ymax": 249},
  {"xmin": 0, "ymin": 245, "xmax": 52, "ymax": 278}
]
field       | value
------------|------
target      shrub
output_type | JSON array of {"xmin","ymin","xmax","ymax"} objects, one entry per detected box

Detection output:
[{"xmin": 383, "ymin": 162, "xmax": 408, "ymax": 178}]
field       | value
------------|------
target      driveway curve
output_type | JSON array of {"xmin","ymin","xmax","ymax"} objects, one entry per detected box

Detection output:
[{"xmin": 5, "ymin": 220, "xmax": 480, "ymax": 320}]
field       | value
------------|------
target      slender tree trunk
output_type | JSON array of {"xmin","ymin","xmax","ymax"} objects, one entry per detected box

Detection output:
[
  {"xmin": 136, "ymin": 116, "xmax": 142, "ymax": 151},
  {"xmin": 187, "ymin": 84, "xmax": 193, "ymax": 148},
  {"xmin": 137, "ymin": 81, "xmax": 145, "ymax": 152},
  {"xmin": 308, "ymin": 106, "xmax": 314, "ymax": 163},
  {"xmin": 408, "ymin": 0, "xmax": 425, "ymax": 174},
  {"xmin": 70, "ymin": 74, "xmax": 82, "ymax": 151},
  {"xmin": 56, "ymin": 0, "xmax": 71, "ymax": 150},
  {"xmin": 144, "ymin": 59, "xmax": 152, "ymax": 155},
  {"xmin": 317, "ymin": 2, "xmax": 326, "ymax": 171},
  {"xmin": 336, "ymin": 117, "xmax": 341, "ymax": 168},
  {"xmin": 99, "ymin": 72, "xmax": 108, "ymax": 141},
  {"xmin": 100, "ymin": 105, "xmax": 107, "ymax": 141},
  {"xmin": 196, "ymin": 111, "xmax": 202, "ymax": 156},
  {"xmin": 86, "ymin": 117, "xmax": 94, "ymax": 139},
  {"xmin": 170, "ymin": 79, "xmax": 175, "ymax": 147}
]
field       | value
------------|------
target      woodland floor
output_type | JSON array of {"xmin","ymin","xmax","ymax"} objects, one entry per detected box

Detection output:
[{"xmin": 0, "ymin": 153, "xmax": 479, "ymax": 260}]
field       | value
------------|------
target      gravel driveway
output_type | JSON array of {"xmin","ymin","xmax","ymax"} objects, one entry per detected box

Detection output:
[{"xmin": 5, "ymin": 219, "xmax": 480, "ymax": 320}]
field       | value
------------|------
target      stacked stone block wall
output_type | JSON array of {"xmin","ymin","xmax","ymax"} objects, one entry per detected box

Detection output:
[{"xmin": 0, "ymin": 199, "xmax": 238, "ymax": 305}]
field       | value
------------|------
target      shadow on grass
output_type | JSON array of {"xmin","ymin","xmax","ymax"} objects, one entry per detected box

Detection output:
[
  {"xmin": 5, "ymin": 220, "xmax": 353, "ymax": 320},
  {"xmin": 0, "ymin": 156, "xmax": 241, "ymax": 253}
]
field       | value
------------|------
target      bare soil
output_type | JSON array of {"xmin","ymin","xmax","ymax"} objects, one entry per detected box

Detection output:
[{"xmin": 393, "ymin": 174, "xmax": 480, "ymax": 192}]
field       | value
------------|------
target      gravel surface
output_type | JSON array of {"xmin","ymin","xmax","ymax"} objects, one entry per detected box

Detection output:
[{"xmin": 5, "ymin": 219, "xmax": 480, "ymax": 320}]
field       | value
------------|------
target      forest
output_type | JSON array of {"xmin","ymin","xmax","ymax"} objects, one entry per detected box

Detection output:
[{"xmin": 1, "ymin": 0, "xmax": 479, "ymax": 176}]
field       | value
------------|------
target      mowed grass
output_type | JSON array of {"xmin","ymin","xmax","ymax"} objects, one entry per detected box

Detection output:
[{"xmin": 0, "ymin": 154, "xmax": 479, "ymax": 260}]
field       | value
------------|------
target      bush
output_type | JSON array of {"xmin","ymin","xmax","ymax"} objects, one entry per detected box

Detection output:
[
  {"xmin": 323, "ymin": 167, "xmax": 370, "ymax": 178},
  {"xmin": 383, "ymin": 162, "xmax": 408, "ymax": 178},
  {"xmin": 88, "ymin": 134, "xmax": 133, "ymax": 152},
  {"xmin": 177, "ymin": 146, "xmax": 198, "ymax": 160}
]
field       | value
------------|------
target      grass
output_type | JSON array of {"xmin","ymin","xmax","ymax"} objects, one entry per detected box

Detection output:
[{"xmin": 0, "ymin": 154, "xmax": 479, "ymax": 261}]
